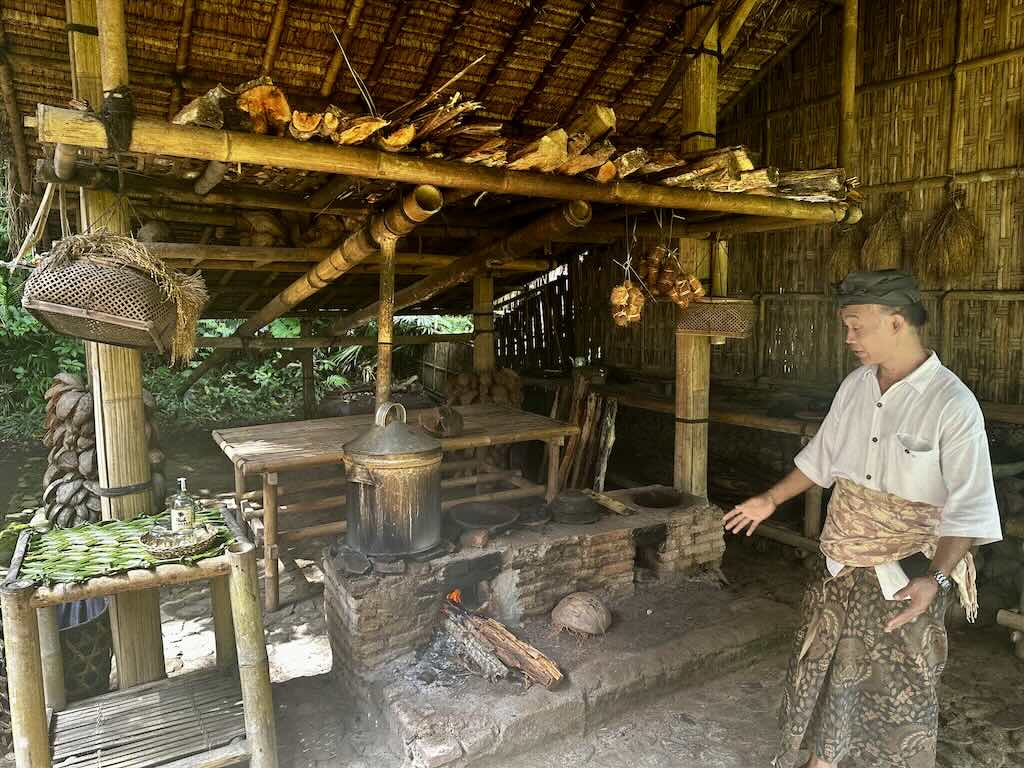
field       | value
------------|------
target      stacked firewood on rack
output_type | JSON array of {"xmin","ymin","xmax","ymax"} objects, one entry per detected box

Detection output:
[
  {"xmin": 542, "ymin": 371, "xmax": 619, "ymax": 493},
  {"xmin": 171, "ymin": 68, "xmax": 858, "ymax": 202},
  {"xmin": 444, "ymin": 368, "xmax": 523, "ymax": 408},
  {"xmin": 41, "ymin": 373, "xmax": 167, "ymax": 528}
]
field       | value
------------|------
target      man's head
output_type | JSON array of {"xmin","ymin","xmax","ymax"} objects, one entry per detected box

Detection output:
[{"xmin": 836, "ymin": 270, "xmax": 927, "ymax": 365}]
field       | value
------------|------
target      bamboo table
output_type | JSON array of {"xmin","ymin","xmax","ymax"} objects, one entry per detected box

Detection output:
[
  {"xmin": 1, "ymin": 514, "xmax": 278, "ymax": 768},
  {"xmin": 212, "ymin": 403, "xmax": 579, "ymax": 611}
]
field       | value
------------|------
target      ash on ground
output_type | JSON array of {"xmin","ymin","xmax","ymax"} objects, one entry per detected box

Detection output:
[{"xmin": 401, "ymin": 628, "xmax": 529, "ymax": 693}]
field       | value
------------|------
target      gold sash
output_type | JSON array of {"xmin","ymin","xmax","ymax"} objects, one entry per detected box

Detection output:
[{"xmin": 820, "ymin": 478, "xmax": 977, "ymax": 621}]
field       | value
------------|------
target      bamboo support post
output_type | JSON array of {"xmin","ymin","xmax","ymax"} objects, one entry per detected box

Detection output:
[
  {"xmin": 37, "ymin": 605, "xmax": 67, "ymax": 712},
  {"xmin": 2, "ymin": 581, "xmax": 51, "ymax": 768},
  {"xmin": 997, "ymin": 609, "xmax": 1024, "ymax": 633},
  {"xmin": 0, "ymin": 57, "xmax": 32, "ymax": 193},
  {"xmin": 673, "ymin": 6, "xmax": 717, "ymax": 498},
  {"xmin": 33, "ymin": 106, "xmax": 860, "ymax": 223},
  {"xmin": 300, "ymin": 319, "xmax": 316, "ymax": 419},
  {"xmin": 333, "ymin": 200, "xmax": 592, "ymax": 334},
  {"xmin": 226, "ymin": 542, "xmax": 278, "ymax": 768},
  {"xmin": 546, "ymin": 440, "xmax": 561, "ymax": 502},
  {"xmin": 234, "ymin": 464, "xmax": 246, "ymax": 523},
  {"xmin": 210, "ymin": 576, "xmax": 237, "ymax": 670},
  {"xmin": 838, "ymin": 0, "xmax": 858, "ymax": 171},
  {"xmin": 77, "ymin": 0, "xmax": 166, "ymax": 687},
  {"xmin": 262, "ymin": 473, "xmax": 279, "ymax": 612},
  {"xmin": 376, "ymin": 238, "xmax": 396, "ymax": 407},
  {"xmin": 473, "ymin": 276, "xmax": 496, "ymax": 372}
]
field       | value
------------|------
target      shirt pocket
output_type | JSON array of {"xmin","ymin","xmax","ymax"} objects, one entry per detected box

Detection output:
[{"xmin": 885, "ymin": 433, "xmax": 942, "ymax": 502}]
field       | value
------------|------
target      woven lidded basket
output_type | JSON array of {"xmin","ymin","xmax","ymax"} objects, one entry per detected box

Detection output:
[
  {"xmin": 677, "ymin": 297, "xmax": 755, "ymax": 339},
  {"xmin": 23, "ymin": 258, "xmax": 176, "ymax": 353}
]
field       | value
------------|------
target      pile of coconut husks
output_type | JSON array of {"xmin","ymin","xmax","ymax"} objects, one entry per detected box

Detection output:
[{"xmin": 171, "ymin": 62, "xmax": 858, "ymax": 203}]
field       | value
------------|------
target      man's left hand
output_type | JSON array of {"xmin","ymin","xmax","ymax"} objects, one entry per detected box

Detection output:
[{"xmin": 884, "ymin": 576, "xmax": 939, "ymax": 633}]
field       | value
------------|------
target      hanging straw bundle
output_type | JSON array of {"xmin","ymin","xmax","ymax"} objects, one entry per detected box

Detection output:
[
  {"xmin": 861, "ymin": 196, "xmax": 906, "ymax": 271},
  {"xmin": 828, "ymin": 224, "xmax": 865, "ymax": 287},
  {"xmin": 43, "ymin": 231, "xmax": 208, "ymax": 362},
  {"xmin": 914, "ymin": 189, "xmax": 981, "ymax": 283}
]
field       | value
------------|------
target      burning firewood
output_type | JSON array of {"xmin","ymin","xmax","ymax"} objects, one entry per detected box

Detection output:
[
  {"xmin": 236, "ymin": 78, "xmax": 291, "ymax": 136},
  {"xmin": 444, "ymin": 592, "xmax": 563, "ymax": 689}
]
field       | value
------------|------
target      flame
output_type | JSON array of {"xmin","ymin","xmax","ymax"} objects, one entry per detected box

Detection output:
[{"xmin": 447, "ymin": 588, "xmax": 462, "ymax": 604}]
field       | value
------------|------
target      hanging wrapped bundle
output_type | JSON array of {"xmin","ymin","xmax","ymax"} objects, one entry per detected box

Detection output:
[
  {"xmin": 668, "ymin": 274, "xmax": 705, "ymax": 309},
  {"xmin": 625, "ymin": 283, "xmax": 645, "ymax": 323},
  {"xmin": 645, "ymin": 245, "xmax": 666, "ymax": 294},
  {"xmin": 21, "ymin": 231, "xmax": 208, "ymax": 363},
  {"xmin": 861, "ymin": 196, "xmax": 906, "ymax": 271},
  {"xmin": 828, "ymin": 224, "xmax": 865, "ymax": 287},
  {"xmin": 610, "ymin": 282, "xmax": 630, "ymax": 326},
  {"xmin": 914, "ymin": 189, "xmax": 981, "ymax": 282},
  {"xmin": 656, "ymin": 258, "xmax": 678, "ymax": 297}
]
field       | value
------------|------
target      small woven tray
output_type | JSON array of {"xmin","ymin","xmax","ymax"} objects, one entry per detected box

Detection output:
[
  {"xmin": 140, "ymin": 523, "xmax": 220, "ymax": 559},
  {"xmin": 15, "ymin": 506, "xmax": 233, "ymax": 586}
]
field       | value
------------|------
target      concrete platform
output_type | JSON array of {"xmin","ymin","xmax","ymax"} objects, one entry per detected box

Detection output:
[{"xmin": 336, "ymin": 581, "xmax": 798, "ymax": 768}]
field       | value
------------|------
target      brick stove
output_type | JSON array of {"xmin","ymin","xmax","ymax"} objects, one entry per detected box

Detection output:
[{"xmin": 323, "ymin": 485, "xmax": 726, "ymax": 688}]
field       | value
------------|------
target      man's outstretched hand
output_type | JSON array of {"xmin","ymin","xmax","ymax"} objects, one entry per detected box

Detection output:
[{"xmin": 723, "ymin": 493, "xmax": 777, "ymax": 536}]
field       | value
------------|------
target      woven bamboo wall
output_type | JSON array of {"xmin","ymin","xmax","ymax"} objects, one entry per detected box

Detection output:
[
  {"xmin": 717, "ymin": 0, "xmax": 1024, "ymax": 403},
  {"xmin": 494, "ymin": 268, "xmax": 575, "ymax": 373}
]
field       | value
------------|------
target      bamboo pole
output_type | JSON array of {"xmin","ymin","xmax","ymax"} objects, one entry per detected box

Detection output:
[
  {"xmin": 300, "ymin": 319, "xmax": 316, "ymax": 419},
  {"xmin": 754, "ymin": 522, "xmax": 819, "ymax": 552},
  {"xmin": 34, "ymin": 106, "xmax": 859, "ymax": 223},
  {"xmin": 73, "ymin": 0, "xmax": 166, "ymax": 688},
  {"xmin": 195, "ymin": 333, "xmax": 472, "ymax": 349},
  {"xmin": 837, "ymin": 0, "xmax": 858, "ymax": 171},
  {"xmin": 210, "ymin": 576, "xmax": 237, "ymax": 670},
  {"xmin": 719, "ymin": 0, "xmax": 759, "ymax": 54},
  {"xmin": 472, "ymin": 276, "xmax": 496, "ymax": 372},
  {"xmin": 260, "ymin": 0, "xmax": 288, "ymax": 77},
  {"xmin": 37, "ymin": 605, "xmax": 67, "ymax": 711},
  {"xmin": 320, "ymin": 0, "xmax": 367, "ymax": 97},
  {"xmin": 332, "ymin": 200, "xmax": 591, "ymax": 333},
  {"xmin": 226, "ymin": 542, "xmax": 278, "ymax": 768},
  {"xmin": 2, "ymin": 581, "xmax": 51, "ymax": 768},
  {"xmin": 673, "ymin": 6, "xmax": 717, "ymax": 498},
  {"xmin": 376, "ymin": 238, "xmax": 396, "ymax": 407},
  {"xmin": 0, "ymin": 56, "xmax": 32, "ymax": 193}
]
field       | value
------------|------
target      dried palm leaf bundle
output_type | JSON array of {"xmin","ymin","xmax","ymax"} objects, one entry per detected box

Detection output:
[
  {"xmin": 828, "ymin": 224, "xmax": 864, "ymax": 287},
  {"xmin": 861, "ymin": 196, "xmax": 906, "ymax": 271},
  {"xmin": 914, "ymin": 189, "xmax": 981, "ymax": 282}
]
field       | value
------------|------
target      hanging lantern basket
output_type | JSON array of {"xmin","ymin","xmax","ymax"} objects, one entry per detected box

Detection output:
[
  {"xmin": 21, "ymin": 231, "xmax": 208, "ymax": 362},
  {"xmin": 676, "ymin": 297, "xmax": 756, "ymax": 339}
]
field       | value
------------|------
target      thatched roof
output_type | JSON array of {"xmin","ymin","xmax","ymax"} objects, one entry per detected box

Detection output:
[{"xmin": 1, "ymin": 0, "xmax": 840, "ymax": 318}]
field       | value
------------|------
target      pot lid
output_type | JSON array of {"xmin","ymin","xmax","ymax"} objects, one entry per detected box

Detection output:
[{"xmin": 344, "ymin": 402, "xmax": 441, "ymax": 457}]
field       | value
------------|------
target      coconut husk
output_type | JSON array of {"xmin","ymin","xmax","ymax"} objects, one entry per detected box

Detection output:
[
  {"xmin": 861, "ymin": 197, "xmax": 906, "ymax": 271},
  {"xmin": 914, "ymin": 189, "xmax": 981, "ymax": 282},
  {"xmin": 44, "ymin": 231, "xmax": 208, "ymax": 363},
  {"xmin": 828, "ymin": 224, "xmax": 865, "ymax": 288}
]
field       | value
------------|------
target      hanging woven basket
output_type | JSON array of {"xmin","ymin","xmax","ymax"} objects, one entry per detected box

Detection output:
[
  {"xmin": 677, "ymin": 297, "xmax": 755, "ymax": 339},
  {"xmin": 21, "ymin": 232, "xmax": 208, "ymax": 363}
]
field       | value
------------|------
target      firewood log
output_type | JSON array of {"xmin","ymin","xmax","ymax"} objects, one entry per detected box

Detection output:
[
  {"xmin": 376, "ymin": 123, "xmax": 415, "ymax": 152},
  {"xmin": 289, "ymin": 110, "xmax": 324, "ymax": 141},
  {"xmin": 331, "ymin": 115, "xmax": 388, "ymax": 146},
  {"xmin": 594, "ymin": 161, "xmax": 617, "ymax": 184},
  {"xmin": 612, "ymin": 148, "xmax": 650, "ymax": 179},
  {"xmin": 237, "ymin": 80, "xmax": 291, "ymax": 136},
  {"xmin": 508, "ymin": 129, "xmax": 569, "ymax": 172}
]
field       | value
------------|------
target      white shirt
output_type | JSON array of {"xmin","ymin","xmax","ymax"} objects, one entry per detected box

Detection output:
[{"xmin": 795, "ymin": 353, "xmax": 1002, "ymax": 597}]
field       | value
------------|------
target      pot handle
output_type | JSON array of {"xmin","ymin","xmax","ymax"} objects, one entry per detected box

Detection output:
[
  {"xmin": 347, "ymin": 464, "xmax": 380, "ymax": 487},
  {"xmin": 375, "ymin": 401, "xmax": 407, "ymax": 427}
]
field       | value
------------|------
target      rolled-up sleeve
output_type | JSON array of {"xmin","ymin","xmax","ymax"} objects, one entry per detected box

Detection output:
[
  {"xmin": 937, "ymin": 401, "xmax": 1002, "ymax": 545},
  {"xmin": 795, "ymin": 395, "xmax": 843, "ymax": 489}
]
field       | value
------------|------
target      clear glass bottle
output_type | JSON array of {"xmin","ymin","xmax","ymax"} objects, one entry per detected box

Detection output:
[{"xmin": 169, "ymin": 477, "xmax": 196, "ymax": 532}]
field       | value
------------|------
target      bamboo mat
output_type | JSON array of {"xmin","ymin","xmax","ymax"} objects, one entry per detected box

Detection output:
[
  {"xmin": 213, "ymin": 403, "xmax": 579, "ymax": 474},
  {"xmin": 50, "ymin": 669, "xmax": 246, "ymax": 768}
]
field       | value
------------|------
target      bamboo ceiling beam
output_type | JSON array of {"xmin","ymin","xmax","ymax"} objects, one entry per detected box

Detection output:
[
  {"xmin": 260, "ymin": 0, "xmax": 288, "ymax": 77},
  {"xmin": 719, "ymin": 0, "xmax": 759, "ymax": 54},
  {"xmin": 837, "ymin": 0, "xmax": 858, "ymax": 171},
  {"xmin": 320, "ymin": 0, "xmax": 368, "ymax": 97},
  {"xmin": 332, "ymin": 200, "xmax": 591, "ymax": 334},
  {"xmin": 306, "ymin": 174, "xmax": 357, "ymax": 211},
  {"xmin": 476, "ymin": 1, "xmax": 543, "ymax": 101},
  {"xmin": 416, "ymin": 0, "xmax": 475, "ymax": 97},
  {"xmin": 367, "ymin": 2, "xmax": 412, "ymax": 87},
  {"xmin": 195, "ymin": 333, "xmax": 473, "ymax": 349},
  {"xmin": 169, "ymin": 0, "xmax": 196, "ymax": 118},
  {"xmin": 34, "ymin": 105, "xmax": 860, "ymax": 222},
  {"xmin": 512, "ymin": 1, "xmax": 598, "ymax": 125},
  {"xmin": 146, "ymin": 242, "xmax": 554, "ymax": 272},
  {"xmin": 636, "ymin": 0, "xmax": 729, "ymax": 128},
  {"xmin": 557, "ymin": 0, "xmax": 653, "ymax": 125}
]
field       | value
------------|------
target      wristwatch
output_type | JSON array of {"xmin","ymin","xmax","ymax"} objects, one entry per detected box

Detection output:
[{"xmin": 928, "ymin": 568, "xmax": 952, "ymax": 595}]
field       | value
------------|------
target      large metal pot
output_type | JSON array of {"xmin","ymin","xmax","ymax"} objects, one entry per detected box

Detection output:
[{"xmin": 342, "ymin": 402, "xmax": 443, "ymax": 557}]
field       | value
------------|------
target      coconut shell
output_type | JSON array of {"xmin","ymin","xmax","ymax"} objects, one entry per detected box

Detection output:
[
  {"xmin": 84, "ymin": 480, "xmax": 100, "ymax": 496},
  {"xmin": 57, "ymin": 450, "xmax": 80, "ymax": 471},
  {"xmin": 56, "ymin": 506, "xmax": 76, "ymax": 528},
  {"xmin": 53, "ymin": 373, "xmax": 84, "ymax": 389},
  {"xmin": 63, "ymin": 428, "xmax": 78, "ymax": 448},
  {"xmin": 79, "ymin": 448, "xmax": 96, "ymax": 478},
  {"xmin": 46, "ymin": 503, "xmax": 64, "ymax": 524},
  {"xmin": 55, "ymin": 390, "xmax": 85, "ymax": 421},
  {"xmin": 56, "ymin": 478, "xmax": 84, "ymax": 505},
  {"xmin": 75, "ymin": 503, "xmax": 94, "ymax": 525},
  {"xmin": 77, "ymin": 435, "xmax": 96, "ymax": 451},
  {"xmin": 81, "ymin": 419, "xmax": 95, "ymax": 437},
  {"xmin": 45, "ymin": 382, "xmax": 74, "ymax": 401},
  {"xmin": 43, "ymin": 476, "xmax": 65, "ymax": 504},
  {"xmin": 551, "ymin": 591, "xmax": 612, "ymax": 636},
  {"xmin": 86, "ymin": 495, "xmax": 102, "ymax": 513},
  {"xmin": 43, "ymin": 463, "xmax": 62, "ymax": 487},
  {"xmin": 72, "ymin": 487, "xmax": 90, "ymax": 505}
]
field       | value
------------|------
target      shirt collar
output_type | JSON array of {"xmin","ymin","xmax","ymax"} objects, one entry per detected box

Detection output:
[{"xmin": 862, "ymin": 351, "xmax": 942, "ymax": 393}]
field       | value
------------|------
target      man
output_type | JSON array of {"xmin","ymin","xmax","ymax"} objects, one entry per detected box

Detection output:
[{"xmin": 723, "ymin": 270, "xmax": 1002, "ymax": 768}]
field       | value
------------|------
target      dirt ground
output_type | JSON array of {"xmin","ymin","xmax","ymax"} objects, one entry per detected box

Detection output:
[{"xmin": 3, "ymin": 432, "xmax": 1023, "ymax": 768}]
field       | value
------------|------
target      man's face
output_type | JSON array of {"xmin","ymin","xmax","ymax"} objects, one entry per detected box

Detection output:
[{"xmin": 839, "ymin": 304, "xmax": 902, "ymax": 365}]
